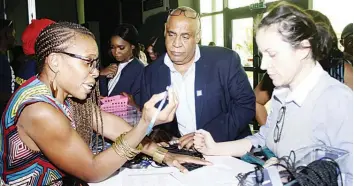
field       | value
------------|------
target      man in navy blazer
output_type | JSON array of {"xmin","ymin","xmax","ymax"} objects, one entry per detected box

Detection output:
[{"xmin": 140, "ymin": 7, "xmax": 255, "ymax": 147}]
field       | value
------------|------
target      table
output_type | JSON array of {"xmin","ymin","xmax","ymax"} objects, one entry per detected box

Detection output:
[{"xmin": 89, "ymin": 156, "xmax": 255, "ymax": 186}]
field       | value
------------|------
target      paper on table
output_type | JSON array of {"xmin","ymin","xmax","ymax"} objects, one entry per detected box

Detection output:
[
  {"xmin": 89, "ymin": 156, "xmax": 255, "ymax": 186},
  {"xmin": 122, "ymin": 167, "xmax": 183, "ymax": 186},
  {"xmin": 89, "ymin": 167, "xmax": 183, "ymax": 186},
  {"xmin": 173, "ymin": 156, "xmax": 255, "ymax": 186},
  {"xmin": 174, "ymin": 164, "xmax": 237, "ymax": 185}
]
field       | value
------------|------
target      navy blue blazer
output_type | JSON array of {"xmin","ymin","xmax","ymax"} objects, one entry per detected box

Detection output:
[
  {"xmin": 140, "ymin": 46, "xmax": 255, "ymax": 142},
  {"xmin": 99, "ymin": 58, "xmax": 144, "ymax": 105}
]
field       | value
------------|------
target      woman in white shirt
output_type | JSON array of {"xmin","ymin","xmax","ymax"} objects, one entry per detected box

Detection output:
[
  {"xmin": 99, "ymin": 24, "xmax": 145, "ymax": 107},
  {"xmin": 193, "ymin": 1, "xmax": 353, "ymax": 184}
]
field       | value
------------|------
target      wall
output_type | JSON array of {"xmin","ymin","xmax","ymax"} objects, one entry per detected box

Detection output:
[
  {"xmin": 4, "ymin": 0, "xmax": 198, "ymax": 64},
  {"xmin": 36, "ymin": 0, "xmax": 78, "ymax": 22},
  {"xmin": 85, "ymin": 0, "xmax": 121, "ymax": 66},
  {"xmin": 121, "ymin": 1, "xmax": 142, "ymax": 30},
  {"xmin": 6, "ymin": 0, "xmax": 28, "ymax": 45},
  {"xmin": 6, "ymin": 0, "xmax": 78, "ymax": 45}
]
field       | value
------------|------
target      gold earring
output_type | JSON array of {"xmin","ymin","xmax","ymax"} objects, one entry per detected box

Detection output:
[{"xmin": 50, "ymin": 72, "xmax": 58, "ymax": 98}]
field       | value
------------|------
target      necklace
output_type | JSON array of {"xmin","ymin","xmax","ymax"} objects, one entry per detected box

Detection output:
[{"xmin": 10, "ymin": 63, "xmax": 15, "ymax": 93}]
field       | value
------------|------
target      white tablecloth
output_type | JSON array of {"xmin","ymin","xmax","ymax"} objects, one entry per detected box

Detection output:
[{"xmin": 89, "ymin": 156, "xmax": 255, "ymax": 186}]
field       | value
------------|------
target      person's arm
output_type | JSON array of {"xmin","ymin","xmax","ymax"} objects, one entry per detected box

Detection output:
[
  {"xmin": 179, "ymin": 52, "xmax": 255, "ymax": 148},
  {"xmin": 224, "ymin": 52, "xmax": 255, "ymax": 136},
  {"xmin": 254, "ymin": 74, "xmax": 274, "ymax": 125},
  {"xmin": 19, "ymin": 90, "xmax": 176, "ymax": 183},
  {"xmin": 193, "ymin": 129, "xmax": 252, "ymax": 157},
  {"xmin": 95, "ymin": 112, "xmax": 167, "ymax": 160},
  {"xmin": 313, "ymin": 88, "xmax": 353, "ymax": 184},
  {"xmin": 129, "ymin": 64, "xmax": 144, "ymax": 107},
  {"xmin": 99, "ymin": 63, "xmax": 118, "ymax": 77},
  {"xmin": 209, "ymin": 52, "xmax": 255, "ymax": 140},
  {"xmin": 19, "ymin": 103, "xmax": 148, "ymax": 183},
  {"xmin": 194, "ymin": 105, "xmax": 272, "ymax": 157},
  {"xmin": 96, "ymin": 95, "xmax": 210, "ymax": 172},
  {"xmin": 344, "ymin": 62, "xmax": 353, "ymax": 90},
  {"xmin": 139, "ymin": 68, "xmax": 150, "ymax": 110}
]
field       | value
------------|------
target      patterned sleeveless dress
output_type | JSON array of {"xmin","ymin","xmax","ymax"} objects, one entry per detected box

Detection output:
[{"xmin": 0, "ymin": 76, "xmax": 76, "ymax": 186}]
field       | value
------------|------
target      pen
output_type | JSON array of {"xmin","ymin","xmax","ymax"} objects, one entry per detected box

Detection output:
[{"xmin": 146, "ymin": 86, "xmax": 170, "ymax": 135}]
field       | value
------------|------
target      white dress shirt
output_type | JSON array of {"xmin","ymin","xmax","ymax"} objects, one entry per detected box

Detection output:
[
  {"xmin": 164, "ymin": 45, "xmax": 201, "ymax": 135},
  {"xmin": 108, "ymin": 59, "xmax": 133, "ymax": 96},
  {"xmin": 246, "ymin": 62, "xmax": 353, "ymax": 183}
]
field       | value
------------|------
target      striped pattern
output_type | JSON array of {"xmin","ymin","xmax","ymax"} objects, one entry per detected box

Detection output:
[
  {"xmin": 328, "ymin": 60, "xmax": 345, "ymax": 83},
  {"xmin": 1, "ymin": 76, "xmax": 75, "ymax": 186},
  {"xmin": 326, "ymin": 57, "xmax": 352, "ymax": 83}
]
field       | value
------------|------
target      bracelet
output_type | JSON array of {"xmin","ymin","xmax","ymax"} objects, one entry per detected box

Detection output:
[
  {"xmin": 119, "ymin": 132, "xmax": 143, "ymax": 154},
  {"xmin": 112, "ymin": 132, "xmax": 144, "ymax": 160},
  {"xmin": 112, "ymin": 138, "xmax": 135, "ymax": 160},
  {"xmin": 153, "ymin": 146, "xmax": 168, "ymax": 164}
]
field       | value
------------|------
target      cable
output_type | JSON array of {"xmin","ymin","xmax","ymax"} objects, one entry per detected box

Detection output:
[
  {"xmin": 294, "ymin": 158, "xmax": 342, "ymax": 186},
  {"xmin": 237, "ymin": 164, "xmax": 265, "ymax": 186},
  {"xmin": 237, "ymin": 151, "xmax": 343, "ymax": 186}
]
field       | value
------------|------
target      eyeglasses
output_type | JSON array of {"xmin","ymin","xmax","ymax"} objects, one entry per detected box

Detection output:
[
  {"xmin": 58, "ymin": 52, "xmax": 100, "ymax": 73},
  {"xmin": 273, "ymin": 106, "xmax": 286, "ymax": 143},
  {"xmin": 168, "ymin": 8, "xmax": 200, "ymax": 19}
]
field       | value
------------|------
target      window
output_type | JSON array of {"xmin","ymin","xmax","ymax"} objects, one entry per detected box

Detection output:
[
  {"xmin": 199, "ymin": 0, "xmax": 224, "ymax": 46},
  {"xmin": 200, "ymin": 14, "xmax": 224, "ymax": 46},
  {"xmin": 200, "ymin": 16, "xmax": 213, "ymax": 45},
  {"xmin": 214, "ymin": 14, "xmax": 224, "ymax": 46},
  {"xmin": 228, "ymin": 0, "xmax": 257, "ymax": 9},
  {"xmin": 232, "ymin": 18, "xmax": 253, "ymax": 67},
  {"xmin": 228, "ymin": 0, "xmax": 277, "ymax": 9},
  {"xmin": 200, "ymin": 0, "xmax": 223, "ymax": 13}
]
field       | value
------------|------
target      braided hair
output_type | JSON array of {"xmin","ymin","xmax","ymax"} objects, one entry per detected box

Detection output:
[{"xmin": 35, "ymin": 22, "xmax": 105, "ymax": 151}]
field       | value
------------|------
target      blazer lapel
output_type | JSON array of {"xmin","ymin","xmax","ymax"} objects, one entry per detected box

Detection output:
[
  {"xmin": 109, "ymin": 61, "xmax": 133, "ymax": 96},
  {"xmin": 195, "ymin": 59, "xmax": 207, "ymax": 129},
  {"xmin": 157, "ymin": 63, "xmax": 171, "ymax": 94}
]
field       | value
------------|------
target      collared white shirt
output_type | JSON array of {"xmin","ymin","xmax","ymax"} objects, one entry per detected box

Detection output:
[
  {"xmin": 108, "ymin": 58, "xmax": 133, "ymax": 96},
  {"xmin": 164, "ymin": 45, "xmax": 201, "ymax": 135},
  {"xmin": 246, "ymin": 62, "xmax": 353, "ymax": 182},
  {"xmin": 266, "ymin": 62, "xmax": 326, "ymax": 155},
  {"xmin": 274, "ymin": 62, "xmax": 324, "ymax": 106}
]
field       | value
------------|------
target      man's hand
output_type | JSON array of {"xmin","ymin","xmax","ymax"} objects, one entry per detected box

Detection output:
[{"xmin": 163, "ymin": 152, "xmax": 212, "ymax": 173}]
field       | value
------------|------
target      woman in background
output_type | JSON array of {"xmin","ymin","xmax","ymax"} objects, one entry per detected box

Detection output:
[
  {"xmin": 99, "ymin": 24, "xmax": 144, "ymax": 107},
  {"xmin": 13, "ymin": 18, "xmax": 55, "ymax": 89},
  {"xmin": 0, "ymin": 19, "xmax": 15, "ymax": 114}
]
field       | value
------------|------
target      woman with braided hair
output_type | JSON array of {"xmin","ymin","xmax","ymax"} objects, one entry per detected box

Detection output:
[{"xmin": 0, "ymin": 22, "xmax": 210, "ymax": 186}]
